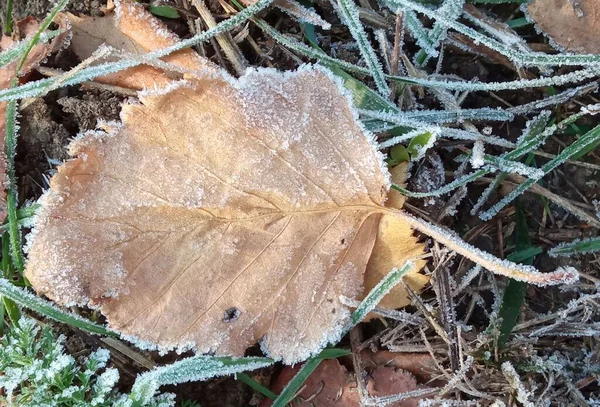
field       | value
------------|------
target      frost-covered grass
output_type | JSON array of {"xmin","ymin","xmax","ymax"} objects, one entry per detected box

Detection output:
[{"xmin": 1, "ymin": 0, "xmax": 599, "ymax": 405}]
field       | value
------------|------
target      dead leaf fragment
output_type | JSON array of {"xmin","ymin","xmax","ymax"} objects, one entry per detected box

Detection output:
[
  {"xmin": 262, "ymin": 353, "xmax": 436, "ymax": 406},
  {"xmin": 25, "ymin": 65, "xmax": 428, "ymax": 363},
  {"xmin": 527, "ymin": 0, "xmax": 600, "ymax": 54},
  {"xmin": 62, "ymin": 0, "xmax": 216, "ymax": 89},
  {"xmin": 260, "ymin": 359, "xmax": 360, "ymax": 406},
  {"xmin": 364, "ymin": 163, "xmax": 428, "ymax": 310}
]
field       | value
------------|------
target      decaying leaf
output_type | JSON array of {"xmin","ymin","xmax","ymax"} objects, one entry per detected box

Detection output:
[
  {"xmin": 0, "ymin": 17, "xmax": 69, "ymax": 222},
  {"xmin": 364, "ymin": 163, "xmax": 428, "ymax": 310},
  {"xmin": 61, "ymin": 0, "xmax": 217, "ymax": 89},
  {"xmin": 261, "ymin": 352, "xmax": 437, "ymax": 406},
  {"xmin": 527, "ymin": 0, "xmax": 600, "ymax": 54},
  {"xmin": 24, "ymin": 65, "xmax": 431, "ymax": 363},
  {"xmin": 261, "ymin": 359, "xmax": 361, "ymax": 406}
]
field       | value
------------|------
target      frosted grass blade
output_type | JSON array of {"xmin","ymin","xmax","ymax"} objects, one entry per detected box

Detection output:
[
  {"xmin": 333, "ymin": 0, "xmax": 391, "ymax": 96},
  {"xmin": 0, "ymin": 277, "xmax": 117, "ymax": 336},
  {"xmin": 385, "ymin": 0, "xmax": 600, "ymax": 67},
  {"xmin": 549, "ymin": 237, "xmax": 600, "ymax": 257},
  {"xmin": 392, "ymin": 170, "xmax": 487, "ymax": 198},
  {"xmin": 480, "ymin": 125, "xmax": 600, "ymax": 220},
  {"xmin": 131, "ymin": 355, "xmax": 274, "ymax": 405},
  {"xmin": 0, "ymin": 0, "xmax": 274, "ymax": 103}
]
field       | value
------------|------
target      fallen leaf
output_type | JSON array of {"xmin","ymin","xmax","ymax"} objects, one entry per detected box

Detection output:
[
  {"xmin": 364, "ymin": 163, "xmax": 428, "ymax": 311},
  {"xmin": 361, "ymin": 349, "xmax": 439, "ymax": 383},
  {"xmin": 61, "ymin": 0, "xmax": 217, "ymax": 89},
  {"xmin": 527, "ymin": 0, "xmax": 600, "ymax": 54},
  {"xmin": 261, "ymin": 352, "xmax": 436, "ymax": 406},
  {"xmin": 367, "ymin": 366, "xmax": 419, "ymax": 407},
  {"xmin": 260, "ymin": 359, "xmax": 360, "ymax": 406},
  {"xmin": 0, "ymin": 17, "xmax": 69, "ymax": 222},
  {"xmin": 25, "ymin": 64, "xmax": 429, "ymax": 363}
]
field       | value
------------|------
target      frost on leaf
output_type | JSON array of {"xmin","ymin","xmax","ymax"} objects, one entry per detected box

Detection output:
[
  {"xmin": 61, "ymin": 0, "xmax": 217, "ymax": 89},
  {"xmin": 23, "ymin": 65, "xmax": 421, "ymax": 364},
  {"xmin": 527, "ymin": 0, "xmax": 600, "ymax": 54},
  {"xmin": 0, "ymin": 17, "xmax": 69, "ymax": 222}
]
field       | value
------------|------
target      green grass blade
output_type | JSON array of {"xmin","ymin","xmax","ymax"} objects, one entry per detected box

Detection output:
[
  {"xmin": 1, "ymin": 232, "xmax": 20, "ymax": 324},
  {"xmin": 549, "ymin": 237, "xmax": 600, "ymax": 257},
  {"xmin": 271, "ymin": 348, "xmax": 351, "ymax": 407},
  {"xmin": 0, "ymin": 277, "xmax": 117, "ymax": 336},
  {"xmin": 16, "ymin": 0, "xmax": 70, "ymax": 71},
  {"xmin": 3, "ymin": 0, "xmax": 13, "ymax": 35},
  {"xmin": 131, "ymin": 356, "xmax": 274, "ymax": 405},
  {"xmin": 333, "ymin": 0, "xmax": 390, "ymax": 96},
  {"xmin": 507, "ymin": 247, "xmax": 543, "ymax": 263},
  {"xmin": 0, "ymin": 30, "xmax": 61, "ymax": 68},
  {"xmin": 496, "ymin": 202, "xmax": 533, "ymax": 349},
  {"xmin": 237, "ymin": 373, "xmax": 278, "ymax": 400},
  {"xmin": 272, "ymin": 357, "xmax": 322, "ymax": 407}
]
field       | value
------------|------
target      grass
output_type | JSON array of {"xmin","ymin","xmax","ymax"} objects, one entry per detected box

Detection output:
[{"xmin": 1, "ymin": 0, "xmax": 599, "ymax": 405}]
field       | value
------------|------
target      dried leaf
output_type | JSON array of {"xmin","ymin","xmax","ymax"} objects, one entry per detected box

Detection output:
[
  {"xmin": 364, "ymin": 163, "xmax": 428, "ymax": 310},
  {"xmin": 361, "ymin": 350, "xmax": 438, "ymax": 384},
  {"xmin": 24, "ymin": 66, "xmax": 428, "ymax": 363},
  {"xmin": 527, "ymin": 0, "xmax": 600, "ymax": 54},
  {"xmin": 0, "ymin": 17, "xmax": 69, "ymax": 222},
  {"xmin": 261, "ymin": 359, "xmax": 360, "ymax": 406},
  {"xmin": 62, "ymin": 0, "xmax": 216, "ymax": 89},
  {"xmin": 262, "ymin": 353, "xmax": 434, "ymax": 406},
  {"xmin": 367, "ymin": 366, "xmax": 419, "ymax": 407}
]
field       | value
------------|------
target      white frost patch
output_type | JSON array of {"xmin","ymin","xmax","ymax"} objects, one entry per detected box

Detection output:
[
  {"xmin": 470, "ymin": 139, "xmax": 485, "ymax": 168},
  {"xmin": 137, "ymin": 80, "xmax": 194, "ymax": 98}
]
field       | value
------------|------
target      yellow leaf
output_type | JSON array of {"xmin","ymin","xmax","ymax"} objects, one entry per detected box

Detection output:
[{"xmin": 364, "ymin": 163, "xmax": 427, "ymax": 311}]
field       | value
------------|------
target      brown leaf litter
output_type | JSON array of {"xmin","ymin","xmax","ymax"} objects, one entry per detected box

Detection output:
[
  {"xmin": 527, "ymin": 0, "xmax": 600, "ymax": 54},
  {"xmin": 260, "ymin": 351, "xmax": 438, "ymax": 406}
]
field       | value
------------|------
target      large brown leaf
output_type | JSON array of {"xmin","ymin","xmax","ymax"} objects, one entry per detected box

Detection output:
[
  {"xmin": 527, "ymin": 0, "xmax": 600, "ymax": 54},
  {"xmin": 24, "ymin": 67, "xmax": 408, "ymax": 363}
]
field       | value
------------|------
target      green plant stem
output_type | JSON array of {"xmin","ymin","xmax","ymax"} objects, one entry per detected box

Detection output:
[{"xmin": 3, "ymin": 0, "xmax": 13, "ymax": 35}]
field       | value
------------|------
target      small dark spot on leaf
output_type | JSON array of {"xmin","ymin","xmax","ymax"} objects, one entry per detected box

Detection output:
[
  {"xmin": 223, "ymin": 307, "xmax": 241, "ymax": 323},
  {"xmin": 340, "ymin": 238, "xmax": 346, "ymax": 245}
]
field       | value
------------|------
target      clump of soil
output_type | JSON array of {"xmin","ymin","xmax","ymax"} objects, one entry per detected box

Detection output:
[{"xmin": 58, "ymin": 89, "xmax": 123, "ymax": 132}]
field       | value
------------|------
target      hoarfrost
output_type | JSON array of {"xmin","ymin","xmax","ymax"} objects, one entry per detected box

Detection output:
[{"xmin": 470, "ymin": 140, "xmax": 484, "ymax": 169}]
